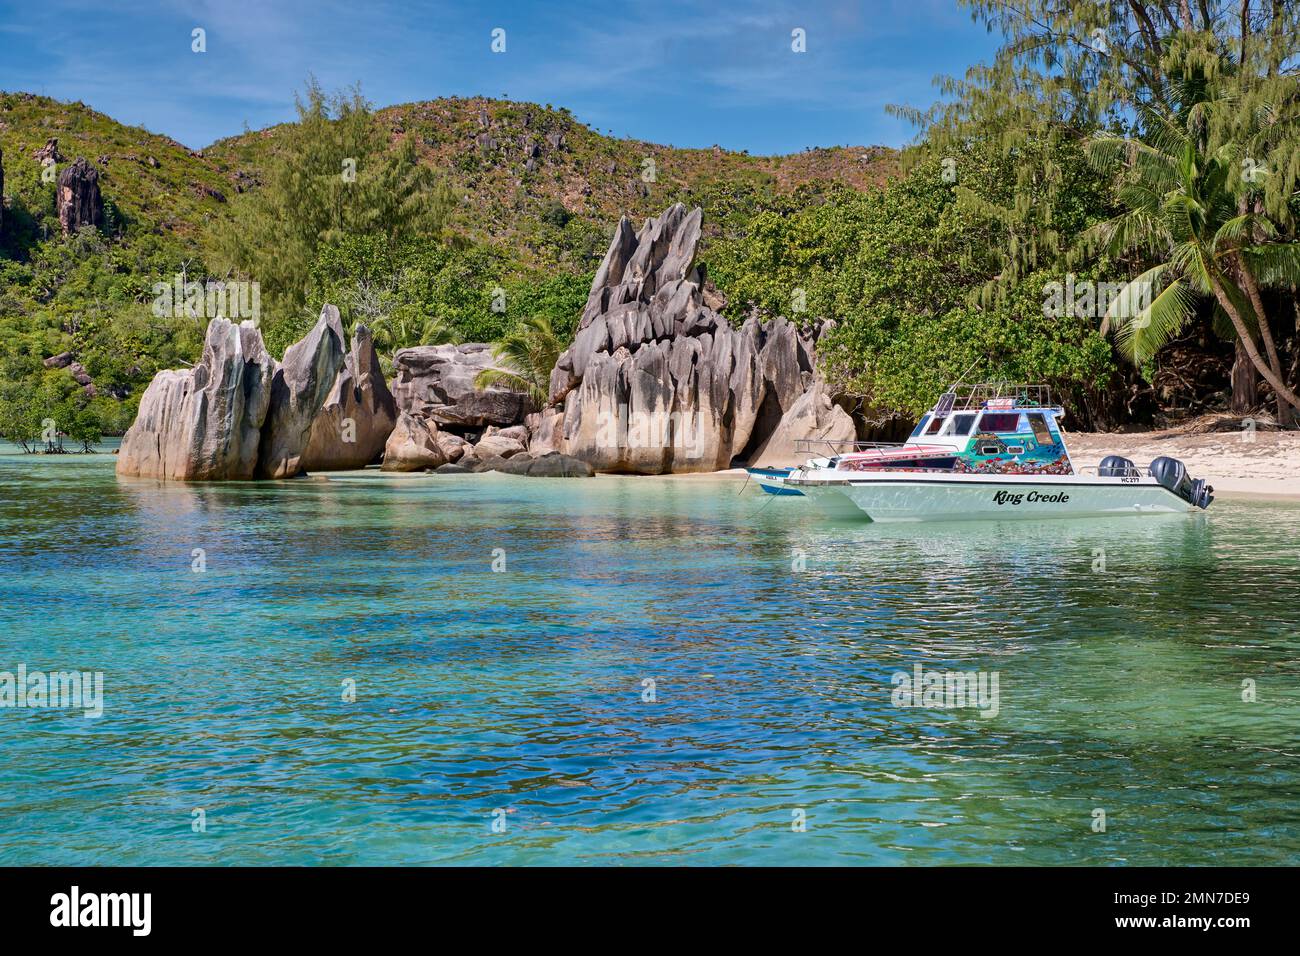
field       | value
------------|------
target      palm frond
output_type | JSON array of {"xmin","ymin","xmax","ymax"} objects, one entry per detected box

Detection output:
[
  {"xmin": 1114, "ymin": 277, "xmax": 1197, "ymax": 364},
  {"xmin": 1242, "ymin": 243, "xmax": 1300, "ymax": 289}
]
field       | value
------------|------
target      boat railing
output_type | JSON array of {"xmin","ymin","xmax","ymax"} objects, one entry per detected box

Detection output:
[
  {"xmin": 944, "ymin": 382, "xmax": 1055, "ymax": 411},
  {"xmin": 794, "ymin": 438, "xmax": 909, "ymax": 456}
]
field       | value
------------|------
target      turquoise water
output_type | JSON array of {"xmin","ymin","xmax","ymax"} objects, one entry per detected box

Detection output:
[{"xmin": 1, "ymin": 445, "xmax": 1298, "ymax": 865}]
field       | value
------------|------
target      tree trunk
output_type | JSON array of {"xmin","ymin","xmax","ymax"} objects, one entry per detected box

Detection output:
[
  {"xmin": 1237, "ymin": 255, "xmax": 1291, "ymax": 423},
  {"xmin": 1231, "ymin": 338, "xmax": 1258, "ymax": 414},
  {"xmin": 1210, "ymin": 274, "xmax": 1300, "ymax": 412}
]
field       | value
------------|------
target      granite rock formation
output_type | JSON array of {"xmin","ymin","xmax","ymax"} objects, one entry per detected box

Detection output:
[
  {"xmin": 116, "ymin": 319, "xmax": 275, "ymax": 480},
  {"xmin": 545, "ymin": 203, "xmax": 844, "ymax": 473},
  {"xmin": 749, "ymin": 380, "xmax": 855, "ymax": 467},
  {"xmin": 380, "ymin": 412, "xmax": 448, "ymax": 471},
  {"xmin": 57, "ymin": 158, "xmax": 103, "ymax": 235},
  {"xmin": 391, "ymin": 343, "xmax": 532, "ymax": 428},
  {"xmin": 300, "ymin": 323, "xmax": 397, "ymax": 471},
  {"xmin": 257, "ymin": 306, "xmax": 347, "ymax": 478},
  {"xmin": 118, "ymin": 308, "xmax": 404, "ymax": 481}
]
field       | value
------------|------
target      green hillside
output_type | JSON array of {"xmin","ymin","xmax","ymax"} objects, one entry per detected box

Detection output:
[{"xmin": 0, "ymin": 89, "xmax": 896, "ymax": 444}]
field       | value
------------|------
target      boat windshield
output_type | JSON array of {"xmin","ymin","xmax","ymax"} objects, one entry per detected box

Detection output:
[
  {"xmin": 1027, "ymin": 413, "xmax": 1054, "ymax": 444},
  {"xmin": 909, "ymin": 416, "xmax": 930, "ymax": 438}
]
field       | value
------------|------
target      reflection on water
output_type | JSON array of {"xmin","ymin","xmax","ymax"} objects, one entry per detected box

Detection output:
[{"xmin": 1, "ymin": 451, "xmax": 1298, "ymax": 864}]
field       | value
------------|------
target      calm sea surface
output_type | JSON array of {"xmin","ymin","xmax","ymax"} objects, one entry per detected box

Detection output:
[{"xmin": 1, "ymin": 444, "xmax": 1297, "ymax": 865}]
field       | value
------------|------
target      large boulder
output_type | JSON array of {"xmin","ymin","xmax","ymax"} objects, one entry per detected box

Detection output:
[
  {"xmin": 257, "ymin": 306, "xmax": 347, "ymax": 478},
  {"xmin": 547, "ymin": 203, "xmax": 828, "ymax": 474},
  {"xmin": 117, "ymin": 319, "xmax": 276, "ymax": 480},
  {"xmin": 380, "ymin": 412, "xmax": 448, "ymax": 471},
  {"xmin": 476, "ymin": 451, "xmax": 594, "ymax": 478},
  {"xmin": 57, "ymin": 158, "xmax": 103, "ymax": 235},
  {"xmin": 391, "ymin": 342, "xmax": 531, "ymax": 428},
  {"xmin": 473, "ymin": 433, "xmax": 528, "ymax": 459},
  {"xmin": 299, "ymin": 323, "xmax": 397, "ymax": 471},
  {"xmin": 750, "ymin": 381, "xmax": 856, "ymax": 468},
  {"xmin": 433, "ymin": 430, "xmax": 467, "ymax": 463},
  {"xmin": 524, "ymin": 451, "xmax": 595, "ymax": 477}
]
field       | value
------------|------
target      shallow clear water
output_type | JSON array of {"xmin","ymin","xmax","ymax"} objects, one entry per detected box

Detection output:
[{"xmin": 1, "ymin": 446, "xmax": 1298, "ymax": 865}]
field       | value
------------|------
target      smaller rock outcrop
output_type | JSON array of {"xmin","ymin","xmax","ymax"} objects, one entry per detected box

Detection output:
[
  {"xmin": 43, "ymin": 351, "xmax": 75, "ymax": 369},
  {"xmin": 749, "ymin": 381, "xmax": 855, "ymax": 467},
  {"xmin": 300, "ymin": 323, "xmax": 397, "ymax": 471},
  {"xmin": 473, "ymin": 433, "xmax": 527, "ymax": 460},
  {"xmin": 475, "ymin": 451, "xmax": 594, "ymax": 477},
  {"xmin": 33, "ymin": 138, "xmax": 62, "ymax": 165},
  {"xmin": 57, "ymin": 158, "xmax": 103, "ymax": 235},
  {"xmin": 381, "ymin": 412, "xmax": 448, "ymax": 471},
  {"xmin": 117, "ymin": 319, "xmax": 276, "ymax": 480},
  {"xmin": 523, "ymin": 452, "xmax": 595, "ymax": 477},
  {"xmin": 257, "ymin": 306, "xmax": 347, "ymax": 478},
  {"xmin": 391, "ymin": 343, "xmax": 532, "ymax": 428}
]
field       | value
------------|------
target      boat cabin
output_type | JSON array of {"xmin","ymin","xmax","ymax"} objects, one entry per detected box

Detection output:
[{"xmin": 834, "ymin": 384, "xmax": 1075, "ymax": 476}]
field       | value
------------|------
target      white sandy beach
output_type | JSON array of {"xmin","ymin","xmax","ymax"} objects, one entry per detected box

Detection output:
[{"xmin": 1066, "ymin": 430, "xmax": 1300, "ymax": 499}]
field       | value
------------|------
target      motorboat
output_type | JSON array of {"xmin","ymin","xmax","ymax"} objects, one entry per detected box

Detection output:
[
  {"xmin": 782, "ymin": 383, "xmax": 1214, "ymax": 522},
  {"xmin": 745, "ymin": 466, "xmax": 805, "ymax": 496}
]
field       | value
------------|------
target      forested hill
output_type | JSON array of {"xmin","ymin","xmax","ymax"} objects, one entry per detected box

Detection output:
[
  {"xmin": 205, "ymin": 96, "xmax": 898, "ymax": 261},
  {"xmin": 0, "ymin": 89, "xmax": 896, "ymax": 441},
  {"xmin": 0, "ymin": 91, "xmax": 895, "ymax": 264}
]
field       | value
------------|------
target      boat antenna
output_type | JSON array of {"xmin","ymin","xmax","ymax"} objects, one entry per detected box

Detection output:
[{"xmin": 949, "ymin": 357, "xmax": 982, "ymax": 391}]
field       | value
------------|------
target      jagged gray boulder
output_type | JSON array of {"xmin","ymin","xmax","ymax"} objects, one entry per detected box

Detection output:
[
  {"xmin": 546, "ymin": 203, "xmax": 829, "ymax": 474},
  {"xmin": 258, "ymin": 305, "xmax": 347, "ymax": 478},
  {"xmin": 57, "ymin": 158, "xmax": 103, "ymax": 235},
  {"xmin": 750, "ymin": 380, "xmax": 855, "ymax": 467},
  {"xmin": 391, "ymin": 342, "xmax": 531, "ymax": 428},
  {"xmin": 381, "ymin": 412, "xmax": 448, "ymax": 471},
  {"xmin": 117, "ymin": 319, "xmax": 275, "ymax": 480},
  {"xmin": 300, "ymin": 323, "xmax": 397, "ymax": 471}
]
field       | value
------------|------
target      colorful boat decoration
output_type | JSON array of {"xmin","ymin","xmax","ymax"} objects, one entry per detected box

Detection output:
[{"xmin": 781, "ymin": 383, "xmax": 1214, "ymax": 522}]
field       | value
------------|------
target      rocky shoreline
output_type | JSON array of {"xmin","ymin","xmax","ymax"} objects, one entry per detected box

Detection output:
[{"xmin": 117, "ymin": 203, "xmax": 853, "ymax": 482}]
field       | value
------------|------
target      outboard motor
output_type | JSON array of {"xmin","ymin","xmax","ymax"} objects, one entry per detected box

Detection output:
[
  {"xmin": 1149, "ymin": 456, "xmax": 1214, "ymax": 509},
  {"xmin": 1098, "ymin": 455, "xmax": 1137, "ymax": 478}
]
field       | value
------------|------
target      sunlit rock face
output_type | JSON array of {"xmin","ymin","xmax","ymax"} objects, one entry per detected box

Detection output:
[
  {"xmin": 257, "ymin": 306, "xmax": 348, "ymax": 479},
  {"xmin": 390, "ymin": 343, "xmax": 531, "ymax": 429},
  {"xmin": 548, "ymin": 203, "xmax": 845, "ymax": 474},
  {"xmin": 117, "ymin": 318, "xmax": 276, "ymax": 481},
  {"xmin": 300, "ymin": 323, "xmax": 397, "ymax": 472}
]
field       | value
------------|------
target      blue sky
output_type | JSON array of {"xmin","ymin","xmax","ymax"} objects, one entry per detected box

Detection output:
[{"xmin": 0, "ymin": 0, "xmax": 1000, "ymax": 154}]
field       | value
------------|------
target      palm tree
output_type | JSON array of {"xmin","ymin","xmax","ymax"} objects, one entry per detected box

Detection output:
[
  {"xmin": 1081, "ymin": 78, "xmax": 1300, "ymax": 421},
  {"xmin": 368, "ymin": 311, "xmax": 460, "ymax": 361},
  {"xmin": 473, "ymin": 316, "xmax": 563, "ymax": 407},
  {"xmin": 341, "ymin": 278, "xmax": 461, "ymax": 361}
]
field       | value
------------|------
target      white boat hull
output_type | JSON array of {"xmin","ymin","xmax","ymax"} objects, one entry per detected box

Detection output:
[{"xmin": 790, "ymin": 472, "xmax": 1195, "ymax": 522}]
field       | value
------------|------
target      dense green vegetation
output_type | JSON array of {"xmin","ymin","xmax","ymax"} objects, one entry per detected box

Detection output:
[
  {"xmin": 902, "ymin": 0, "xmax": 1300, "ymax": 424},
  {"xmin": 700, "ymin": 142, "xmax": 1120, "ymax": 421},
  {"xmin": 2, "ymin": 1, "xmax": 1297, "ymax": 448},
  {"xmin": 0, "ymin": 85, "xmax": 887, "ymax": 449}
]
